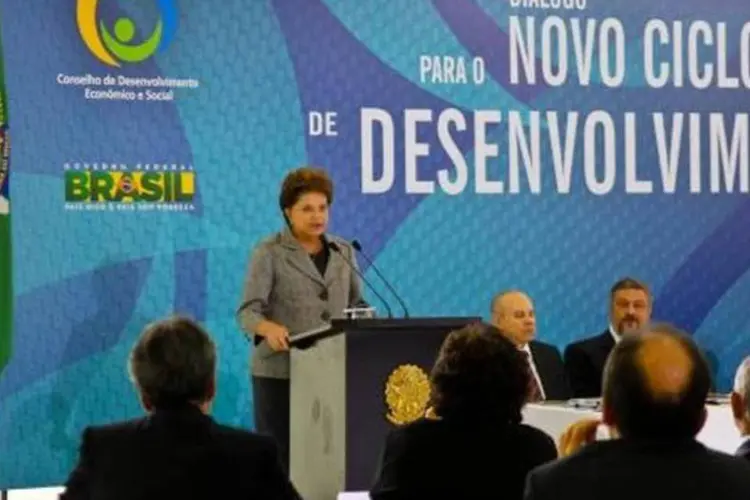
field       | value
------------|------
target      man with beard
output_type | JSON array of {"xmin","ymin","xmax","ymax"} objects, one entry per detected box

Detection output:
[{"xmin": 564, "ymin": 278, "xmax": 651, "ymax": 398}]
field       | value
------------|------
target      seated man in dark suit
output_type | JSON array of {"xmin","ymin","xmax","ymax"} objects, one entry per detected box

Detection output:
[
  {"xmin": 525, "ymin": 323, "xmax": 750, "ymax": 500},
  {"xmin": 370, "ymin": 322, "xmax": 558, "ymax": 500},
  {"xmin": 731, "ymin": 356, "xmax": 750, "ymax": 460},
  {"xmin": 491, "ymin": 290, "xmax": 570, "ymax": 400},
  {"xmin": 60, "ymin": 316, "xmax": 301, "ymax": 500},
  {"xmin": 564, "ymin": 277, "xmax": 651, "ymax": 397}
]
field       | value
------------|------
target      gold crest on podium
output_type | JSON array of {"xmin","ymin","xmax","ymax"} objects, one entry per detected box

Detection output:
[{"xmin": 385, "ymin": 364, "xmax": 431, "ymax": 425}]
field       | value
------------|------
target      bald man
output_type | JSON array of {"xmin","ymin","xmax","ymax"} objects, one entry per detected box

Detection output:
[
  {"xmin": 524, "ymin": 324, "xmax": 750, "ymax": 500},
  {"xmin": 491, "ymin": 291, "xmax": 570, "ymax": 401}
]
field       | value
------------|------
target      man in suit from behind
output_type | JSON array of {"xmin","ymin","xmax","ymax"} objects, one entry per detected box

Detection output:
[
  {"xmin": 491, "ymin": 290, "xmax": 570, "ymax": 401},
  {"xmin": 525, "ymin": 323, "xmax": 750, "ymax": 500},
  {"xmin": 564, "ymin": 277, "xmax": 651, "ymax": 398},
  {"xmin": 731, "ymin": 356, "xmax": 750, "ymax": 460},
  {"xmin": 60, "ymin": 315, "xmax": 301, "ymax": 500}
]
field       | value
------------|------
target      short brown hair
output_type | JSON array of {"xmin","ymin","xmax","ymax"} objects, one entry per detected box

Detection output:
[
  {"xmin": 128, "ymin": 316, "xmax": 216, "ymax": 408},
  {"xmin": 279, "ymin": 166, "xmax": 334, "ymax": 213},
  {"xmin": 611, "ymin": 277, "xmax": 650, "ymax": 300},
  {"xmin": 430, "ymin": 322, "xmax": 530, "ymax": 424}
]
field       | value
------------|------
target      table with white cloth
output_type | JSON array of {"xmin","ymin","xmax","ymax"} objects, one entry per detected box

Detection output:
[
  {"xmin": 337, "ymin": 402, "xmax": 744, "ymax": 499},
  {"xmin": 522, "ymin": 402, "xmax": 743, "ymax": 454}
]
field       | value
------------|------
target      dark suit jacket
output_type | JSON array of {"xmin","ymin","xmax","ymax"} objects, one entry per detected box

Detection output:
[
  {"xmin": 737, "ymin": 439, "xmax": 750, "ymax": 460},
  {"xmin": 60, "ymin": 405, "xmax": 301, "ymax": 500},
  {"xmin": 529, "ymin": 341, "xmax": 570, "ymax": 400},
  {"xmin": 563, "ymin": 330, "xmax": 614, "ymax": 398},
  {"xmin": 371, "ymin": 417, "xmax": 557, "ymax": 500},
  {"xmin": 524, "ymin": 438, "xmax": 750, "ymax": 500}
]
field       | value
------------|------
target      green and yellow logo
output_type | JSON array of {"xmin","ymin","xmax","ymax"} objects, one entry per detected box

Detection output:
[
  {"xmin": 77, "ymin": 0, "xmax": 178, "ymax": 67},
  {"xmin": 64, "ymin": 166, "xmax": 195, "ymax": 207}
]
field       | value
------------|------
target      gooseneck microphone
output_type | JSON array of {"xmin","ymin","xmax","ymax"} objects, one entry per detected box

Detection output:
[
  {"xmin": 351, "ymin": 239, "xmax": 410, "ymax": 318},
  {"xmin": 328, "ymin": 241, "xmax": 393, "ymax": 319}
]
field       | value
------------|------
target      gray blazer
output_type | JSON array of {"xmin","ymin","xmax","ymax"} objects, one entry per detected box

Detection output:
[{"xmin": 237, "ymin": 229, "xmax": 366, "ymax": 379}]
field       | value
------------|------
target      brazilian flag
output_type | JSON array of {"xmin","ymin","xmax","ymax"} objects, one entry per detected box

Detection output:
[{"xmin": 0, "ymin": 27, "xmax": 11, "ymax": 376}]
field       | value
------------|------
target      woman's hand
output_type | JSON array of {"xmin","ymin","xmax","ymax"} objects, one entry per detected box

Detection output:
[{"xmin": 258, "ymin": 321, "xmax": 290, "ymax": 351}]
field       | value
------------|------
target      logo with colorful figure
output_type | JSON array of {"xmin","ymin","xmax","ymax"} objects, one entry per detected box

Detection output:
[{"xmin": 76, "ymin": 0, "xmax": 178, "ymax": 67}]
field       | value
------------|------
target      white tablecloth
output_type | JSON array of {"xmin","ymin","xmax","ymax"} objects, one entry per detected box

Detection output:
[
  {"xmin": 522, "ymin": 403, "xmax": 743, "ymax": 454},
  {"xmin": 4, "ymin": 487, "xmax": 64, "ymax": 499}
]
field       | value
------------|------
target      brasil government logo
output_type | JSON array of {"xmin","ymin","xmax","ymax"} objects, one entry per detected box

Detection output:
[
  {"xmin": 64, "ymin": 162, "xmax": 196, "ymax": 213},
  {"xmin": 77, "ymin": 0, "xmax": 178, "ymax": 67}
]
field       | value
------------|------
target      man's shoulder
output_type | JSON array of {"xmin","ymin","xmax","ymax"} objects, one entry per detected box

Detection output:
[
  {"xmin": 527, "ymin": 440, "xmax": 619, "ymax": 489},
  {"xmin": 85, "ymin": 415, "xmax": 275, "ymax": 453},
  {"xmin": 737, "ymin": 438, "xmax": 750, "ymax": 459},
  {"xmin": 79, "ymin": 416, "xmax": 150, "ymax": 454},
  {"xmin": 531, "ymin": 440, "xmax": 750, "ymax": 488},
  {"xmin": 209, "ymin": 421, "xmax": 277, "ymax": 450},
  {"xmin": 565, "ymin": 331, "xmax": 610, "ymax": 353},
  {"xmin": 84, "ymin": 416, "xmax": 147, "ymax": 439},
  {"xmin": 701, "ymin": 446, "xmax": 750, "ymax": 478},
  {"xmin": 531, "ymin": 340, "xmax": 562, "ymax": 357}
]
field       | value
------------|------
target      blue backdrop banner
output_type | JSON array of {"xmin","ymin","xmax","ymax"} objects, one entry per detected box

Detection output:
[{"xmin": 2, "ymin": 0, "xmax": 750, "ymax": 488}]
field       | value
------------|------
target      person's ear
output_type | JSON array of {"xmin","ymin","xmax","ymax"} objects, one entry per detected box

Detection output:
[
  {"xmin": 205, "ymin": 375, "xmax": 216, "ymax": 403},
  {"xmin": 139, "ymin": 393, "xmax": 154, "ymax": 413},
  {"xmin": 693, "ymin": 406, "xmax": 708, "ymax": 435},
  {"xmin": 602, "ymin": 399, "xmax": 615, "ymax": 427},
  {"xmin": 731, "ymin": 392, "xmax": 745, "ymax": 421}
]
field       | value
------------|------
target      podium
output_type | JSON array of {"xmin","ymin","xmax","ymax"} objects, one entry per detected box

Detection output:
[{"xmin": 288, "ymin": 317, "xmax": 478, "ymax": 500}]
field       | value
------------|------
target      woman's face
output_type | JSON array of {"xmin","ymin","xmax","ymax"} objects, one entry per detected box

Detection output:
[{"xmin": 285, "ymin": 191, "xmax": 329, "ymax": 239}]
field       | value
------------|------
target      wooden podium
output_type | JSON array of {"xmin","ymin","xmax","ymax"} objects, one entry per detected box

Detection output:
[{"xmin": 287, "ymin": 317, "xmax": 478, "ymax": 500}]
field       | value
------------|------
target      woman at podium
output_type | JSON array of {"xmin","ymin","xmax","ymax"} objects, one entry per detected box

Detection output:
[{"xmin": 237, "ymin": 166, "xmax": 366, "ymax": 472}]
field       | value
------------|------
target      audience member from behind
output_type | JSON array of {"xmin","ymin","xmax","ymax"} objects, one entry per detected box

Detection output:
[
  {"xmin": 60, "ymin": 316, "xmax": 301, "ymax": 500},
  {"xmin": 371, "ymin": 322, "xmax": 557, "ymax": 500},
  {"xmin": 731, "ymin": 356, "xmax": 750, "ymax": 460},
  {"xmin": 525, "ymin": 323, "xmax": 750, "ymax": 500}
]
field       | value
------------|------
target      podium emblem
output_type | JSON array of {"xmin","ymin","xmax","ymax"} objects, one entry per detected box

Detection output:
[{"xmin": 385, "ymin": 364, "xmax": 431, "ymax": 425}]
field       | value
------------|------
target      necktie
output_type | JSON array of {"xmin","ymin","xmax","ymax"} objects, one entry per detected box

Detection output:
[{"xmin": 522, "ymin": 351, "xmax": 543, "ymax": 403}]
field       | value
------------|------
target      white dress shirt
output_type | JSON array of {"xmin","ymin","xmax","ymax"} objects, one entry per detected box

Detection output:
[{"xmin": 609, "ymin": 324, "xmax": 621, "ymax": 343}]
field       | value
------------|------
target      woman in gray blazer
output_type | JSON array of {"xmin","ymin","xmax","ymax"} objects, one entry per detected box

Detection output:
[{"xmin": 237, "ymin": 167, "xmax": 366, "ymax": 472}]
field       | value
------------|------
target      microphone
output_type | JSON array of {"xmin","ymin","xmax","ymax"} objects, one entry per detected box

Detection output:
[
  {"xmin": 351, "ymin": 239, "xmax": 410, "ymax": 318},
  {"xmin": 328, "ymin": 241, "xmax": 393, "ymax": 319}
]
